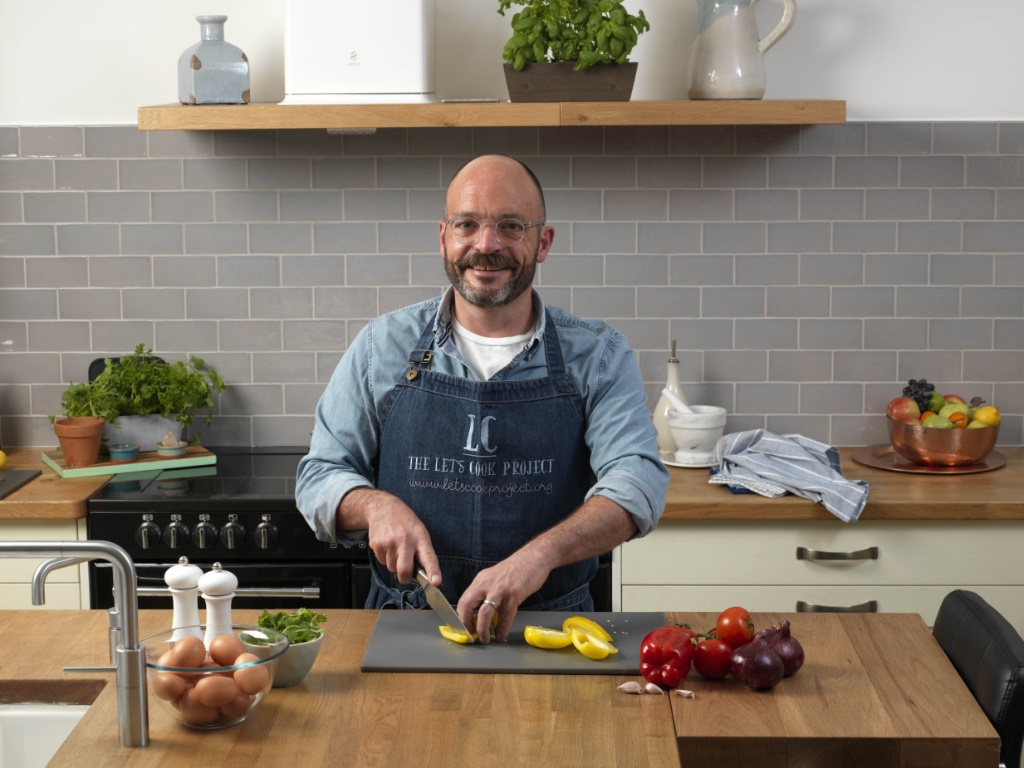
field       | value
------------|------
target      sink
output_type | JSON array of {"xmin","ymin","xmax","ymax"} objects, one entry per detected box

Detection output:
[{"xmin": 0, "ymin": 680, "xmax": 104, "ymax": 768}]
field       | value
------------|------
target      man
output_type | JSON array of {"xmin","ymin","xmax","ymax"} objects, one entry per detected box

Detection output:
[{"xmin": 296, "ymin": 154, "xmax": 668, "ymax": 643}]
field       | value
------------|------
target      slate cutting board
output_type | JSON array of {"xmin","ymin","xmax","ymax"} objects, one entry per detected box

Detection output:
[{"xmin": 360, "ymin": 610, "xmax": 668, "ymax": 675}]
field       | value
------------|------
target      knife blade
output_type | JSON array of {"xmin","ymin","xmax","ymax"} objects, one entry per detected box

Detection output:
[{"xmin": 416, "ymin": 568, "xmax": 474, "ymax": 643}]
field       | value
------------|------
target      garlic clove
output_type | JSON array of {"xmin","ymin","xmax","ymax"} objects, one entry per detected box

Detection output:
[
  {"xmin": 673, "ymin": 688, "xmax": 696, "ymax": 698},
  {"xmin": 644, "ymin": 682, "xmax": 665, "ymax": 695},
  {"xmin": 617, "ymin": 681, "xmax": 644, "ymax": 694}
]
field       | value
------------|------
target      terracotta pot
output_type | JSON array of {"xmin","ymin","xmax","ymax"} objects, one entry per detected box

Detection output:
[{"xmin": 53, "ymin": 416, "xmax": 106, "ymax": 467}]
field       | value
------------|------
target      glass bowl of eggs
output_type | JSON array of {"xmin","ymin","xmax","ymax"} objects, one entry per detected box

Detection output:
[{"xmin": 144, "ymin": 624, "xmax": 289, "ymax": 729}]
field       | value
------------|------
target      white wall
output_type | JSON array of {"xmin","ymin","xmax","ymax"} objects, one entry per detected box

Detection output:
[{"xmin": 2, "ymin": 0, "xmax": 1023, "ymax": 125}]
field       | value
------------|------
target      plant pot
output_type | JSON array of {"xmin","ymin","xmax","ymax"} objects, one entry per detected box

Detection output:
[
  {"xmin": 272, "ymin": 633, "xmax": 324, "ymax": 688},
  {"xmin": 503, "ymin": 61, "xmax": 637, "ymax": 102},
  {"xmin": 53, "ymin": 417, "xmax": 106, "ymax": 467},
  {"xmin": 104, "ymin": 415, "xmax": 181, "ymax": 452}
]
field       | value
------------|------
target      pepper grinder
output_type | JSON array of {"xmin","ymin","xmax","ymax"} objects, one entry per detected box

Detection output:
[
  {"xmin": 199, "ymin": 561, "xmax": 238, "ymax": 649},
  {"xmin": 652, "ymin": 340, "xmax": 688, "ymax": 455},
  {"xmin": 164, "ymin": 556, "xmax": 204, "ymax": 642}
]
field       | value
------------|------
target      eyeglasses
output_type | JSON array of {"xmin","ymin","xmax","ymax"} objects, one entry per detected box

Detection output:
[{"xmin": 443, "ymin": 217, "xmax": 545, "ymax": 246}]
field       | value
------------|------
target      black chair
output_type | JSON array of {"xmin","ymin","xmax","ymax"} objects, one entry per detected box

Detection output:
[{"xmin": 933, "ymin": 590, "xmax": 1024, "ymax": 768}]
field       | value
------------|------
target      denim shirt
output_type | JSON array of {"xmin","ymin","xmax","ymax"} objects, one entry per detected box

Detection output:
[{"xmin": 296, "ymin": 288, "xmax": 669, "ymax": 544}]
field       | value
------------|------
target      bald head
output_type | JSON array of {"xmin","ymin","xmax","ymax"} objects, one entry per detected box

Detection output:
[{"xmin": 445, "ymin": 155, "xmax": 546, "ymax": 222}]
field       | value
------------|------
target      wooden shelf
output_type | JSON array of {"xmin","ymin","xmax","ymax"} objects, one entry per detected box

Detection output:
[{"xmin": 137, "ymin": 99, "xmax": 845, "ymax": 131}]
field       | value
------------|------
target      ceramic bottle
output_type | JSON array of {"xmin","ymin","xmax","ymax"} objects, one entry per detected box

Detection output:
[
  {"xmin": 652, "ymin": 341, "xmax": 688, "ymax": 455},
  {"xmin": 178, "ymin": 15, "xmax": 250, "ymax": 105}
]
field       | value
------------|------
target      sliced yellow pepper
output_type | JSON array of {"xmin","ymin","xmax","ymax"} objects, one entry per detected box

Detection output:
[
  {"xmin": 562, "ymin": 615, "xmax": 612, "ymax": 642},
  {"xmin": 570, "ymin": 628, "xmax": 618, "ymax": 660},
  {"xmin": 523, "ymin": 625, "xmax": 573, "ymax": 649}
]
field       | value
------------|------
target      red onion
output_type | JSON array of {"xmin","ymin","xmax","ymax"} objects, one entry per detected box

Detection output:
[
  {"xmin": 729, "ymin": 637, "xmax": 784, "ymax": 690},
  {"xmin": 755, "ymin": 620, "xmax": 805, "ymax": 677}
]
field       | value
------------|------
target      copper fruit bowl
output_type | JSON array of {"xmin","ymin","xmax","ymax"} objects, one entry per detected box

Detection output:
[{"xmin": 887, "ymin": 417, "xmax": 999, "ymax": 467}]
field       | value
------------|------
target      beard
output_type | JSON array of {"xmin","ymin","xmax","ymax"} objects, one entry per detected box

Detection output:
[{"xmin": 443, "ymin": 244, "xmax": 537, "ymax": 308}]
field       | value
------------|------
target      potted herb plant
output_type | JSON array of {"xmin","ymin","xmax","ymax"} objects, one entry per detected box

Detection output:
[
  {"xmin": 246, "ymin": 608, "xmax": 327, "ymax": 688},
  {"xmin": 498, "ymin": 0, "xmax": 650, "ymax": 102},
  {"xmin": 52, "ymin": 344, "xmax": 226, "ymax": 450}
]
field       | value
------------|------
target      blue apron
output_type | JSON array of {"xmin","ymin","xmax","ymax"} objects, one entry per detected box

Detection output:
[{"xmin": 366, "ymin": 309, "xmax": 597, "ymax": 612}]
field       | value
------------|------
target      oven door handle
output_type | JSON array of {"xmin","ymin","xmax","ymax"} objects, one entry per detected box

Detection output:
[{"xmin": 137, "ymin": 586, "xmax": 321, "ymax": 599}]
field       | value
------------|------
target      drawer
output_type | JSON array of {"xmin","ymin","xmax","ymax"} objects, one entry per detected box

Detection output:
[
  {"xmin": 621, "ymin": 585, "xmax": 1024, "ymax": 636},
  {"xmin": 623, "ymin": 521, "xmax": 1024, "ymax": 586}
]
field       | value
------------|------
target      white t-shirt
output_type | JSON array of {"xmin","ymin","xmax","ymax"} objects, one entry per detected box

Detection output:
[{"xmin": 451, "ymin": 317, "xmax": 534, "ymax": 381}]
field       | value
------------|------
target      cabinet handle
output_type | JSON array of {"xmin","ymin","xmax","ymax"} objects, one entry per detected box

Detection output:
[
  {"xmin": 796, "ymin": 545, "xmax": 878, "ymax": 562},
  {"xmin": 796, "ymin": 600, "xmax": 878, "ymax": 613}
]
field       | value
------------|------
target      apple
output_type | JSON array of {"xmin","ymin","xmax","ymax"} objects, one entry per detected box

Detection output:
[
  {"xmin": 943, "ymin": 394, "xmax": 967, "ymax": 405},
  {"xmin": 967, "ymin": 419, "xmax": 990, "ymax": 429},
  {"xmin": 887, "ymin": 397, "xmax": 921, "ymax": 424},
  {"xmin": 938, "ymin": 402, "xmax": 972, "ymax": 421},
  {"xmin": 922, "ymin": 414, "xmax": 954, "ymax": 429},
  {"xmin": 927, "ymin": 391, "xmax": 945, "ymax": 413}
]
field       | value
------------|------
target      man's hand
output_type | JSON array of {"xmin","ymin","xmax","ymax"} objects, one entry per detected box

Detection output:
[
  {"xmin": 455, "ymin": 548, "xmax": 551, "ymax": 645},
  {"xmin": 341, "ymin": 488, "xmax": 439, "ymax": 586}
]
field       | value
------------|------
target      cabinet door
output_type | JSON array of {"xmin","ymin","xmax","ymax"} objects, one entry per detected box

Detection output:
[
  {"xmin": 622, "ymin": 521, "xmax": 1024, "ymax": 586},
  {"xmin": 0, "ymin": 519, "xmax": 83, "ymax": 609}
]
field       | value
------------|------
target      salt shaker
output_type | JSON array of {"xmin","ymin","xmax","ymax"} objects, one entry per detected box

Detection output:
[
  {"xmin": 652, "ymin": 340, "xmax": 688, "ymax": 455},
  {"xmin": 164, "ymin": 556, "xmax": 203, "ymax": 642},
  {"xmin": 199, "ymin": 561, "xmax": 238, "ymax": 649}
]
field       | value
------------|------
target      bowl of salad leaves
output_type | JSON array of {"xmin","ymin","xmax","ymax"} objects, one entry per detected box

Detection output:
[{"xmin": 243, "ymin": 608, "xmax": 327, "ymax": 688}]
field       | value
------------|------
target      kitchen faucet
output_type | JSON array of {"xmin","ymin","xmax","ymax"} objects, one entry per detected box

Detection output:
[{"xmin": 0, "ymin": 540, "xmax": 149, "ymax": 748}]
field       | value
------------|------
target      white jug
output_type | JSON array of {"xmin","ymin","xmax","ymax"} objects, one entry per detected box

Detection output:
[{"xmin": 687, "ymin": 0, "xmax": 796, "ymax": 100}]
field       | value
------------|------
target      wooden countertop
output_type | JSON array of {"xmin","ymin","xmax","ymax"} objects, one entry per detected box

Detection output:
[
  {"xmin": 662, "ymin": 446, "xmax": 1024, "ymax": 522},
  {"xmin": 3, "ymin": 445, "xmax": 1023, "ymax": 523},
  {"xmin": 0, "ymin": 447, "xmax": 108, "ymax": 520},
  {"xmin": 0, "ymin": 609, "xmax": 996, "ymax": 768}
]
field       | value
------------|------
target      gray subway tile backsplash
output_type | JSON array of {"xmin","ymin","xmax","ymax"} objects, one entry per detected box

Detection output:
[{"xmin": 0, "ymin": 122, "xmax": 1022, "ymax": 448}]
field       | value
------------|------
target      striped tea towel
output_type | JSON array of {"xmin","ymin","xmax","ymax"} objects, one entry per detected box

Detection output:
[{"xmin": 709, "ymin": 430, "xmax": 869, "ymax": 523}]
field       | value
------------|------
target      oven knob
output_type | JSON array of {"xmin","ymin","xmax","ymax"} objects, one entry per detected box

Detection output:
[
  {"xmin": 163, "ymin": 521, "xmax": 190, "ymax": 550},
  {"xmin": 220, "ymin": 521, "xmax": 245, "ymax": 549},
  {"xmin": 255, "ymin": 522, "xmax": 278, "ymax": 550},
  {"xmin": 135, "ymin": 521, "xmax": 161, "ymax": 550},
  {"xmin": 193, "ymin": 521, "xmax": 218, "ymax": 550}
]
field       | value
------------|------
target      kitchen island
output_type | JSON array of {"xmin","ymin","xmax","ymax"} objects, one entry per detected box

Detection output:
[{"xmin": 0, "ymin": 609, "xmax": 998, "ymax": 767}]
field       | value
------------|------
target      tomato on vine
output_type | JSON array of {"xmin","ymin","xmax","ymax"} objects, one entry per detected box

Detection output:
[
  {"xmin": 715, "ymin": 606, "xmax": 754, "ymax": 649},
  {"xmin": 692, "ymin": 638, "xmax": 732, "ymax": 679}
]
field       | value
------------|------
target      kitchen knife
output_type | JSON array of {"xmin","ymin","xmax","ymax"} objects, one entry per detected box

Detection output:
[{"xmin": 416, "ymin": 568, "xmax": 474, "ymax": 643}]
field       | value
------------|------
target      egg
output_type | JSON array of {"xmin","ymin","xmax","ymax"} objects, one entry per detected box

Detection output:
[
  {"xmin": 209, "ymin": 634, "xmax": 246, "ymax": 666},
  {"xmin": 219, "ymin": 691, "xmax": 253, "ymax": 720},
  {"xmin": 151, "ymin": 670, "xmax": 187, "ymax": 702},
  {"xmin": 195, "ymin": 674, "xmax": 242, "ymax": 708},
  {"xmin": 178, "ymin": 686, "xmax": 220, "ymax": 726},
  {"xmin": 232, "ymin": 653, "xmax": 270, "ymax": 694},
  {"xmin": 167, "ymin": 635, "xmax": 207, "ymax": 668}
]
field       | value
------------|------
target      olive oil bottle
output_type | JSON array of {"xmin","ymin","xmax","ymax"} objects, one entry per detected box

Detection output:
[{"xmin": 652, "ymin": 340, "xmax": 687, "ymax": 455}]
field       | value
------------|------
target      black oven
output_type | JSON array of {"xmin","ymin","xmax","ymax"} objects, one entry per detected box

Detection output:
[
  {"xmin": 87, "ymin": 447, "xmax": 372, "ymax": 610},
  {"xmin": 86, "ymin": 446, "xmax": 612, "ymax": 612}
]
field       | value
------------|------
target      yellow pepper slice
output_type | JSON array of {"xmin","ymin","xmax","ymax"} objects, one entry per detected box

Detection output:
[
  {"xmin": 438, "ymin": 625, "xmax": 474, "ymax": 644},
  {"xmin": 562, "ymin": 615, "xmax": 612, "ymax": 643},
  {"xmin": 523, "ymin": 625, "xmax": 573, "ymax": 649},
  {"xmin": 571, "ymin": 629, "xmax": 618, "ymax": 660}
]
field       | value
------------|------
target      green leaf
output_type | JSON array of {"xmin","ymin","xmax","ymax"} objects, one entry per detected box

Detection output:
[{"xmin": 256, "ymin": 608, "xmax": 327, "ymax": 645}]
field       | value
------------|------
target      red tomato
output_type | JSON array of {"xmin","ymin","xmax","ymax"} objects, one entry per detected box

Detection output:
[
  {"xmin": 715, "ymin": 606, "xmax": 754, "ymax": 649},
  {"xmin": 693, "ymin": 638, "xmax": 733, "ymax": 679}
]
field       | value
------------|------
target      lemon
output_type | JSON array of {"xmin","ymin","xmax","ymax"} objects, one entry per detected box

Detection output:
[
  {"xmin": 0, "ymin": 449, "xmax": 7, "ymax": 470},
  {"xmin": 570, "ymin": 629, "xmax": 618, "ymax": 660},
  {"xmin": 972, "ymin": 406, "xmax": 1001, "ymax": 427},
  {"xmin": 438, "ymin": 625, "xmax": 474, "ymax": 644},
  {"xmin": 524, "ymin": 625, "xmax": 573, "ymax": 649},
  {"xmin": 562, "ymin": 615, "xmax": 612, "ymax": 643}
]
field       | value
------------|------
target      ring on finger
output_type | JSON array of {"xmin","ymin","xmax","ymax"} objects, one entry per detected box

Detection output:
[{"xmin": 482, "ymin": 598, "xmax": 499, "ymax": 610}]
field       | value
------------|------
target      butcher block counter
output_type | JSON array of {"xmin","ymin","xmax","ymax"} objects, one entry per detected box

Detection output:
[
  {"xmin": 0, "ymin": 609, "xmax": 997, "ymax": 768},
  {"xmin": 3, "ymin": 445, "xmax": 1023, "ymax": 522}
]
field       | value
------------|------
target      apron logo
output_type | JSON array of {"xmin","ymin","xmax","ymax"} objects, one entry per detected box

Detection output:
[{"xmin": 463, "ymin": 414, "xmax": 497, "ymax": 456}]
